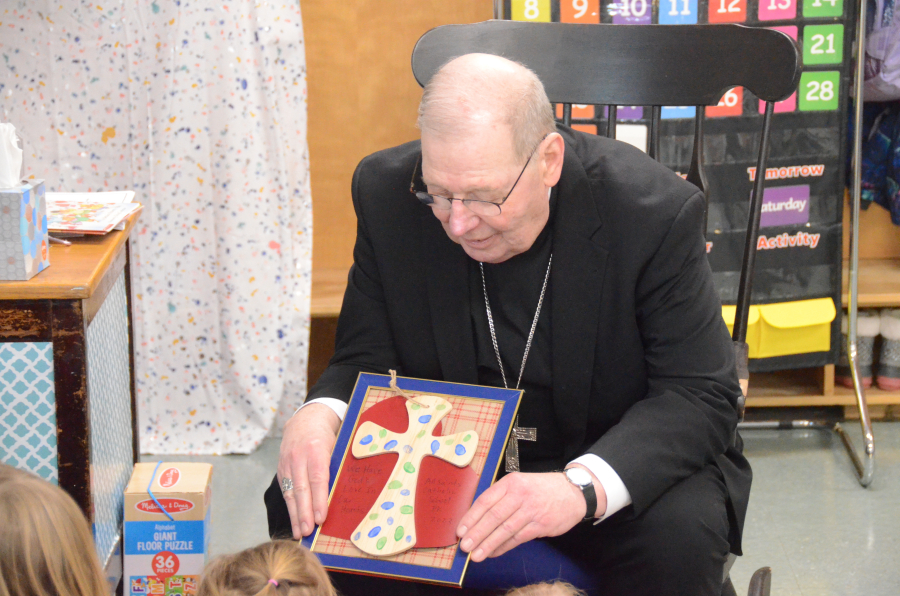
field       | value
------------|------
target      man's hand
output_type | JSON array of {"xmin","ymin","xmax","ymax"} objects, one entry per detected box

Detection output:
[
  {"xmin": 277, "ymin": 403, "xmax": 341, "ymax": 539},
  {"xmin": 456, "ymin": 467, "xmax": 607, "ymax": 562}
]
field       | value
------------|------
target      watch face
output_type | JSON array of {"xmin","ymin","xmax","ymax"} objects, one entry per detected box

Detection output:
[{"xmin": 565, "ymin": 467, "xmax": 592, "ymax": 487}]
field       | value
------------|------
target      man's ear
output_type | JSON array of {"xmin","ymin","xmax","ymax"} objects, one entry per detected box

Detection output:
[{"xmin": 540, "ymin": 132, "xmax": 565, "ymax": 188}]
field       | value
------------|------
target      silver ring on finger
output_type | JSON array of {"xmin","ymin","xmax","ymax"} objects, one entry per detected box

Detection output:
[{"xmin": 280, "ymin": 477, "xmax": 294, "ymax": 494}]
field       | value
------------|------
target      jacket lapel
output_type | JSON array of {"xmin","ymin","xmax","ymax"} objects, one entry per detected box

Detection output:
[
  {"xmin": 421, "ymin": 208, "xmax": 479, "ymax": 385},
  {"xmin": 551, "ymin": 148, "xmax": 609, "ymax": 458}
]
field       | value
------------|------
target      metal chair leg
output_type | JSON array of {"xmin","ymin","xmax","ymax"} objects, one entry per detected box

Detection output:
[
  {"xmin": 844, "ymin": 0, "xmax": 876, "ymax": 488},
  {"xmin": 747, "ymin": 567, "xmax": 771, "ymax": 596}
]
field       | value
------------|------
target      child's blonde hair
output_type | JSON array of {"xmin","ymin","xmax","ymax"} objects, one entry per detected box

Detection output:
[
  {"xmin": 198, "ymin": 541, "xmax": 334, "ymax": 596},
  {"xmin": 506, "ymin": 581, "xmax": 587, "ymax": 596},
  {"xmin": 0, "ymin": 464, "xmax": 108, "ymax": 596}
]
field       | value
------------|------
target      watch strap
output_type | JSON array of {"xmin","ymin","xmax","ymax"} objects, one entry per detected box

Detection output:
[{"xmin": 564, "ymin": 469, "xmax": 598, "ymax": 521}]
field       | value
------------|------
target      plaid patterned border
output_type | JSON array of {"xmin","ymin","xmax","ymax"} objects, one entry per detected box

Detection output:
[{"xmin": 312, "ymin": 388, "xmax": 505, "ymax": 569}]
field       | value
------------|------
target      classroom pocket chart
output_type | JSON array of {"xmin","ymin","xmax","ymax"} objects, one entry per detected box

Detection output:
[{"xmin": 505, "ymin": 0, "xmax": 854, "ymax": 370}]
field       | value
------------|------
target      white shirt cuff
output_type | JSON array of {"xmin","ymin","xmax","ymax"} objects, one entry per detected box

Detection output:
[
  {"xmin": 569, "ymin": 454, "xmax": 633, "ymax": 524},
  {"xmin": 294, "ymin": 397, "xmax": 348, "ymax": 421}
]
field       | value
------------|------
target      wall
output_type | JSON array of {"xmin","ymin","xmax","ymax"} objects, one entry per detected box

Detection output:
[{"xmin": 301, "ymin": 1, "xmax": 493, "ymax": 274}]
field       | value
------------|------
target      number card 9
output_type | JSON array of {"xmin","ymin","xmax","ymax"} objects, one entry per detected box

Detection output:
[
  {"xmin": 561, "ymin": 0, "xmax": 600, "ymax": 22},
  {"xmin": 512, "ymin": 0, "xmax": 551, "ymax": 22},
  {"xmin": 708, "ymin": 0, "xmax": 747, "ymax": 22}
]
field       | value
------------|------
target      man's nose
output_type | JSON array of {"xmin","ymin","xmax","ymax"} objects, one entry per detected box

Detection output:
[{"xmin": 447, "ymin": 200, "xmax": 480, "ymax": 237}]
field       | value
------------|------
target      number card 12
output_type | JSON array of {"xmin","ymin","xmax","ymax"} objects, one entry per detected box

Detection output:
[{"xmin": 709, "ymin": 0, "xmax": 747, "ymax": 23}]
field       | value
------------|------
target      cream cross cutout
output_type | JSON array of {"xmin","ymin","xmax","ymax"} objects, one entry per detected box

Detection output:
[{"xmin": 349, "ymin": 394, "xmax": 479, "ymax": 556}]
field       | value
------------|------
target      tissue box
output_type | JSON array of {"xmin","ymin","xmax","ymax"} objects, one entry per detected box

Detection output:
[
  {"xmin": 0, "ymin": 180, "xmax": 49, "ymax": 281},
  {"xmin": 124, "ymin": 463, "xmax": 212, "ymax": 596}
]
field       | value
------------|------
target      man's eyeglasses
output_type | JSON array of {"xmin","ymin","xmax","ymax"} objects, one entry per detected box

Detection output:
[{"xmin": 410, "ymin": 134, "xmax": 548, "ymax": 217}]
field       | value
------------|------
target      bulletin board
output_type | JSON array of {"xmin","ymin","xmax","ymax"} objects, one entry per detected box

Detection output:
[{"xmin": 504, "ymin": 0, "xmax": 853, "ymax": 372}]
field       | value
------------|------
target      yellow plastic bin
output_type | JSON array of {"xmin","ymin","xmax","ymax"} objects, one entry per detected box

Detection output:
[
  {"xmin": 755, "ymin": 298, "xmax": 837, "ymax": 358},
  {"xmin": 721, "ymin": 305, "xmax": 761, "ymax": 358}
]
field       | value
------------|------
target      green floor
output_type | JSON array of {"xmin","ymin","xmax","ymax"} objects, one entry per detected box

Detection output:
[{"xmin": 145, "ymin": 421, "xmax": 900, "ymax": 595}]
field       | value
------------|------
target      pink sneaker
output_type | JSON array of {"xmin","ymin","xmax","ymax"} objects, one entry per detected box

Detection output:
[
  {"xmin": 836, "ymin": 311, "xmax": 879, "ymax": 389},
  {"xmin": 876, "ymin": 309, "xmax": 900, "ymax": 391}
]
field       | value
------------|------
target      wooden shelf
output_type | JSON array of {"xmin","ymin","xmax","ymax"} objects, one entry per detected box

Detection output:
[
  {"xmin": 0, "ymin": 214, "xmax": 139, "ymax": 300},
  {"xmin": 842, "ymin": 258, "xmax": 900, "ymax": 308}
]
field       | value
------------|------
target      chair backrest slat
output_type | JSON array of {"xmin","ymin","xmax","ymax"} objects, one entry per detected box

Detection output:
[{"xmin": 411, "ymin": 21, "xmax": 800, "ymax": 106}]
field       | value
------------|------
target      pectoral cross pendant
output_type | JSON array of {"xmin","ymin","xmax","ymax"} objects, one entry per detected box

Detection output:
[{"xmin": 505, "ymin": 425, "xmax": 537, "ymax": 473}]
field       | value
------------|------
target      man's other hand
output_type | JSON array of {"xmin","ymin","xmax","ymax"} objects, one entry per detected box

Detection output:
[
  {"xmin": 456, "ymin": 468, "xmax": 607, "ymax": 562},
  {"xmin": 277, "ymin": 403, "xmax": 341, "ymax": 539}
]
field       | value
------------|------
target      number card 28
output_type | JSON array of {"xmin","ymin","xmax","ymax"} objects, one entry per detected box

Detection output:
[{"xmin": 799, "ymin": 71, "xmax": 840, "ymax": 111}]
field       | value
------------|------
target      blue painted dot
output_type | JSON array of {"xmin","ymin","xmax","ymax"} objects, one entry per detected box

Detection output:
[
  {"xmin": 387, "ymin": 517, "xmax": 394, "ymax": 525},
  {"xmin": 381, "ymin": 502, "xmax": 395, "ymax": 510},
  {"xmin": 403, "ymin": 445, "xmax": 413, "ymax": 454},
  {"xmin": 258, "ymin": 375, "xmax": 267, "ymax": 385},
  {"xmin": 241, "ymin": 79, "xmax": 248, "ymax": 90},
  {"xmin": 359, "ymin": 435, "xmax": 373, "ymax": 445},
  {"xmin": 384, "ymin": 439, "xmax": 398, "ymax": 450},
  {"xmin": 455, "ymin": 444, "xmax": 466, "ymax": 456},
  {"xmin": 368, "ymin": 527, "xmax": 381, "ymax": 538},
  {"xmin": 418, "ymin": 415, "xmax": 432, "ymax": 424},
  {"xmin": 430, "ymin": 440, "xmax": 439, "ymax": 454},
  {"xmin": 400, "ymin": 489, "xmax": 410, "ymax": 496},
  {"xmin": 353, "ymin": 532, "xmax": 361, "ymax": 541},
  {"xmin": 406, "ymin": 536, "xmax": 412, "ymax": 543}
]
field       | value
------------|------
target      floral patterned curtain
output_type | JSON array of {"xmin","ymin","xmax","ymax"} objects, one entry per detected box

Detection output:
[{"xmin": 1, "ymin": 0, "xmax": 312, "ymax": 454}]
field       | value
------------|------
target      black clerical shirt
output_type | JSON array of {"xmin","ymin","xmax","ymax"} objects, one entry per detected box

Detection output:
[{"xmin": 469, "ymin": 189, "xmax": 564, "ymax": 473}]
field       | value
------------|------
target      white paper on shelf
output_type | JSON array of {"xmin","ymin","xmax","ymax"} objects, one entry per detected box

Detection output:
[{"xmin": 46, "ymin": 190, "xmax": 136, "ymax": 229}]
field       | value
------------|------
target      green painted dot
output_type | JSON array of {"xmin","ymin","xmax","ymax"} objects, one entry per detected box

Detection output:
[
  {"xmin": 436, "ymin": 404, "xmax": 446, "ymax": 410},
  {"xmin": 388, "ymin": 480, "xmax": 402, "ymax": 490},
  {"xmin": 411, "ymin": 403, "xmax": 421, "ymax": 410},
  {"xmin": 463, "ymin": 434, "xmax": 471, "ymax": 442},
  {"xmin": 376, "ymin": 537, "xmax": 387, "ymax": 550},
  {"xmin": 403, "ymin": 462, "xmax": 415, "ymax": 474},
  {"xmin": 369, "ymin": 513, "xmax": 378, "ymax": 520},
  {"xmin": 379, "ymin": 428, "xmax": 387, "ymax": 438},
  {"xmin": 445, "ymin": 438, "xmax": 454, "ymax": 445},
  {"xmin": 369, "ymin": 444, "xmax": 378, "ymax": 453},
  {"xmin": 394, "ymin": 526, "xmax": 404, "ymax": 541},
  {"xmin": 400, "ymin": 505, "xmax": 413, "ymax": 514},
  {"xmin": 416, "ymin": 430, "xmax": 425, "ymax": 438}
]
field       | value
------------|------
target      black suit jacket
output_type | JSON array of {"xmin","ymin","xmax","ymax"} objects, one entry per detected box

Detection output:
[{"xmin": 309, "ymin": 126, "xmax": 751, "ymax": 554}]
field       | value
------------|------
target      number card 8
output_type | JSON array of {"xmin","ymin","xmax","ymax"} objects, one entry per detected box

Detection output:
[
  {"xmin": 512, "ymin": 0, "xmax": 551, "ymax": 22},
  {"xmin": 799, "ymin": 71, "xmax": 840, "ymax": 111}
]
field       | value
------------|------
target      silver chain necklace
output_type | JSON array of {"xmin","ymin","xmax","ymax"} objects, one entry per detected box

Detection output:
[{"xmin": 480, "ymin": 253, "xmax": 552, "ymax": 471}]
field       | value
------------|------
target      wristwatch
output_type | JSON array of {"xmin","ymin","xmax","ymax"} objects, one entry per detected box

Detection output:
[{"xmin": 564, "ymin": 467, "xmax": 598, "ymax": 521}]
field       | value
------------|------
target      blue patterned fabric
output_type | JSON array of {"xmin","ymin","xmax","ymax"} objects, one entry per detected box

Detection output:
[
  {"xmin": 86, "ymin": 271, "xmax": 135, "ymax": 567},
  {"xmin": 0, "ymin": 342, "xmax": 57, "ymax": 482},
  {"xmin": 850, "ymin": 101, "xmax": 900, "ymax": 225}
]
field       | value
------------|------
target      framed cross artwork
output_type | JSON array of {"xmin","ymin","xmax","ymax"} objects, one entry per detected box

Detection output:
[{"xmin": 301, "ymin": 373, "xmax": 523, "ymax": 586}]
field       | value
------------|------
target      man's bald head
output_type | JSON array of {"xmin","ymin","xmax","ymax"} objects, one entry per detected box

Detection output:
[{"xmin": 417, "ymin": 54, "xmax": 557, "ymax": 161}]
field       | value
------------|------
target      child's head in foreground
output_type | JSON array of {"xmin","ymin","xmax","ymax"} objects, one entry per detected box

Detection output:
[
  {"xmin": 506, "ymin": 581, "xmax": 587, "ymax": 596},
  {"xmin": 0, "ymin": 463, "xmax": 109, "ymax": 596},
  {"xmin": 199, "ymin": 540, "xmax": 334, "ymax": 596}
]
